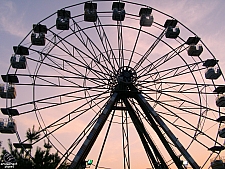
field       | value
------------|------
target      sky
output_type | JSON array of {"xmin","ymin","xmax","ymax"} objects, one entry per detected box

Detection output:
[{"xmin": 0, "ymin": 0, "xmax": 225, "ymax": 169}]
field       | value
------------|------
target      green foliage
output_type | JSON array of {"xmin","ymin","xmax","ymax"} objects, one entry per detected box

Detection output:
[
  {"xmin": 26, "ymin": 125, "xmax": 41, "ymax": 144},
  {"xmin": 0, "ymin": 126, "xmax": 70, "ymax": 169}
]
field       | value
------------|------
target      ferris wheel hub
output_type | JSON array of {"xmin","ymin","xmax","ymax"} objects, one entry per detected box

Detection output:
[{"xmin": 116, "ymin": 66, "xmax": 137, "ymax": 84}]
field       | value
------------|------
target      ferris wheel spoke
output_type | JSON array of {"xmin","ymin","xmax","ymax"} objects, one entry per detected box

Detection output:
[
  {"xmin": 128, "ymin": 26, "xmax": 142, "ymax": 68},
  {"xmin": 156, "ymin": 110, "xmax": 208, "ymax": 133},
  {"xmin": 94, "ymin": 17, "xmax": 119, "ymax": 71},
  {"xmin": 140, "ymin": 81, "xmax": 217, "ymax": 91},
  {"xmin": 11, "ymin": 74, "xmax": 108, "ymax": 89},
  {"xmin": 34, "ymin": 71, "xmax": 107, "ymax": 87},
  {"xmin": 143, "ymin": 93, "xmax": 220, "ymax": 143},
  {"xmin": 10, "ymin": 85, "xmax": 108, "ymax": 114},
  {"xmin": 159, "ymin": 90, "xmax": 219, "ymax": 115},
  {"xmin": 137, "ymin": 44, "xmax": 187, "ymax": 77},
  {"xmin": 140, "ymin": 60, "xmax": 205, "ymax": 83},
  {"xmin": 142, "ymin": 90, "xmax": 218, "ymax": 137},
  {"xmin": 47, "ymin": 31, "xmax": 92, "ymax": 69},
  {"xmin": 31, "ymin": 70, "xmax": 107, "ymax": 87},
  {"xmin": 69, "ymin": 19, "xmax": 114, "ymax": 76},
  {"xmin": 47, "ymin": 31, "xmax": 111, "ymax": 80},
  {"xmin": 27, "ymin": 52, "xmax": 109, "ymax": 83},
  {"xmin": 22, "ymin": 91, "xmax": 109, "ymax": 146},
  {"xmin": 139, "ymin": 81, "xmax": 217, "ymax": 95},
  {"xmin": 13, "ymin": 82, "xmax": 108, "ymax": 89},
  {"xmin": 142, "ymin": 87, "xmax": 220, "ymax": 117},
  {"xmin": 34, "ymin": 88, "xmax": 108, "ymax": 112},
  {"xmin": 134, "ymin": 28, "xmax": 166, "ymax": 71},
  {"xmin": 117, "ymin": 21, "xmax": 125, "ymax": 68},
  {"xmin": 38, "ymin": 44, "xmax": 110, "ymax": 80},
  {"xmin": 158, "ymin": 113, "xmax": 217, "ymax": 150}
]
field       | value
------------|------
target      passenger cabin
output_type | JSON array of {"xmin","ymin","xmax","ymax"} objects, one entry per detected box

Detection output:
[
  {"xmin": 214, "ymin": 86, "xmax": 225, "ymax": 107},
  {"xmin": 1, "ymin": 108, "xmax": 19, "ymax": 116},
  {"xmin": 203, "ymin": 59, "xmax": 222, "ymax": 80},
  {"xmin": 216, "ymin": 116, "xmax": 225, "ymax": 123},
  {"xmin": 211, "ymin": 157, "xmax": 225, "ymax": 169},
  {"xmin": 0, "ymin": 84, "xmax": 4, "ymax": 97},
  {"xmin": 0, "ymin": 118, "xmax": 17, "ymax": 134},
  {"xmin": 11, "ymin": 46, "xmax": 29, "ymax": 69},
  {"xmin": 0, "ymin": 84, "xmax": 16, "ymax": 99},
  {"xmin": 186, "ymin": 37, "xmax": 203, "ymax": 56},
  {"xmin": 166, "ymin": 27, "xmax": 180, "ymax": 39},
  {"xmin": 187, "ymin": 44, "xmax": 203, "ymax": 56},
  {"xmin": 216, "ymin": 94, "xmax": 225, "ymax": 107},
  {"xmin": 1, "ymin": 74, "xmax": 19, "ymax": 84},
  {"xmin": 11, "ymin": 55, "xmax": 27, "ymax": 69},
  {"xmin": 13, "ymin": 143, "xmax": 32, "ymax": 149},
  {"xmin": 205, "ymin": 67, "xmax": 222, "ymax": 80},
  {"xmin": 31, "ymin": 24, "xmax": 47, "ymax": 46},
  {"xmin": 218, "ymin": 125, "xmax": 225, "ymax": 138},
  {"xmin": 56, "ymin": 9, "xmax": 71, "ymax": 30},
  {"xmin": 112, "ymin": 2, "xmax": 125, "ymax": 21},
  {"xmin": 84, "ymin": 2, "xmax": 97, "ymax": 22},
  {"xmin": 164, "ymin": 19, "xmax": 180, "ymax": 39},
  {"xmin": 139, "ymin": 8, "xmax": 153, "ymax": 27}
]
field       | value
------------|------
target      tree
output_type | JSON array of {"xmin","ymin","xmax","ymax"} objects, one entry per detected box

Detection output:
[
  {"xmin": 26, "ymin": 125, "xmax": 41, "ymax": 144},
  {"xmin": 0, "ymin": 126, "xmax": 70, "ymax": 169}
]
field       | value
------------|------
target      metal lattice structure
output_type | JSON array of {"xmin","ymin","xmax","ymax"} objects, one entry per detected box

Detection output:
[{"xmin": 1, "ymin": 1, "xmax": 225, "ymax": 169}]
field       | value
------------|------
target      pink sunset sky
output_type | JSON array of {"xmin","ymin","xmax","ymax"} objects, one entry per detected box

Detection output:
[{"xmin": 0, "ymin": 0, "xmax": 225, "ymax": 168}]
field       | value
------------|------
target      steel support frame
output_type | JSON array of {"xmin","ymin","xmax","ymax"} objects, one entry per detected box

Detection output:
[
  {"xmin": 122, "ymin": 97, "xmax": 168, "ymax": 169},
  {"xmin": 69, "ymin": 93, "xmax": 119, "ymax": 169},
  {"xmin": 129, "ymin": 84, "xmax": 200, "ymax": 169},
  {"xmin": 121, "ymin": 107, "xmax": 131, "ymax": 169},
  {"xmin": 69, "ymin": 84, "xmax": 200, "ymax": 169}
]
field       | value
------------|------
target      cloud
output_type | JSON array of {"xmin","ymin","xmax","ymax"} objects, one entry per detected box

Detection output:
[{"xmin": 0, "ymin": 1, "xmax": 28, "ymax": 38}]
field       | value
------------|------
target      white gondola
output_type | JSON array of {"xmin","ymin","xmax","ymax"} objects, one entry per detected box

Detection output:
[
  {"xmin": 211, "ymin": 157, "xmax": 225, "ymax": 169},
  {"xmin": 140, "ymin": 14, "xmax": 153, "ymax": 27},
  {"xmin": 187, "ymin": 44, "xmax": 203, "ymax": 56},
  {"xmin": 10, "ymin": 54, "xmax": 27, "ymax": 69},
  {"xmin": 139, "ymin": 8, "xmax": 153, "ymax": 27},
  {"xmin": 112, "ymin": 2, "xmax": 125, "ymax": 21},
  {"xmin": 216, "ymin": 94, "xmax": 225, "ymax": 107},
  {"xmin": 31, "ymin": 24, "xmax": 47, "ymax": 46},
  {"xmin": 205, "ymin": 67, "xmax": 222, "ymax": 80},
  {"xmin": 0, "ymin": 84, "xmax": 4, "ymax": 96},
  {"xmin": 218, "ymin": 125, "xmax": 225, "ymax": 138},
  {"xmin": 56, "ymin": 10, "xmax": 71, "ymax": 30},
  {"xmin": 0, "ymin": 84, "xmax": 16, "ymax": 99},
  {"xmin": 84, "ymin": 2, "xmax": 97, "ymax": 22},
  {"xmin": 31, "ymin": 32, "xmax": 46, "ymax": 46},
  {"xmin": 0, "ymin": 118, "xmax": 17, "ymax": 134},
  {"xmin": 165, "ymin": 26, "xmax": 180, "ymax": 39},
  {"xmin": 7, "ymin": 84, "xmax": 16, "ymax": 99},
  {"xmin": 0, "ymin": 119, "xmax": 4, "ymax": 129}
]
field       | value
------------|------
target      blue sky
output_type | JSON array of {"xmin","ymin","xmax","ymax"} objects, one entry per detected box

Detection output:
[{"xmin": 0, "ymin": 0, "xmax": 225, "ymax": 168}]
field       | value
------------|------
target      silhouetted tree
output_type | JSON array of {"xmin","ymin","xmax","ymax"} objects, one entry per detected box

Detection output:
[{"xmin": 0, "ymin": 126, "xmax": 70, "ymax": 169}]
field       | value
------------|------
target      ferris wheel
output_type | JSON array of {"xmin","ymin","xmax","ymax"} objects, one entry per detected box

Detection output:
[{"xmin": 1, "ymin": 1, "xmax": 225, "ymax": 168}]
